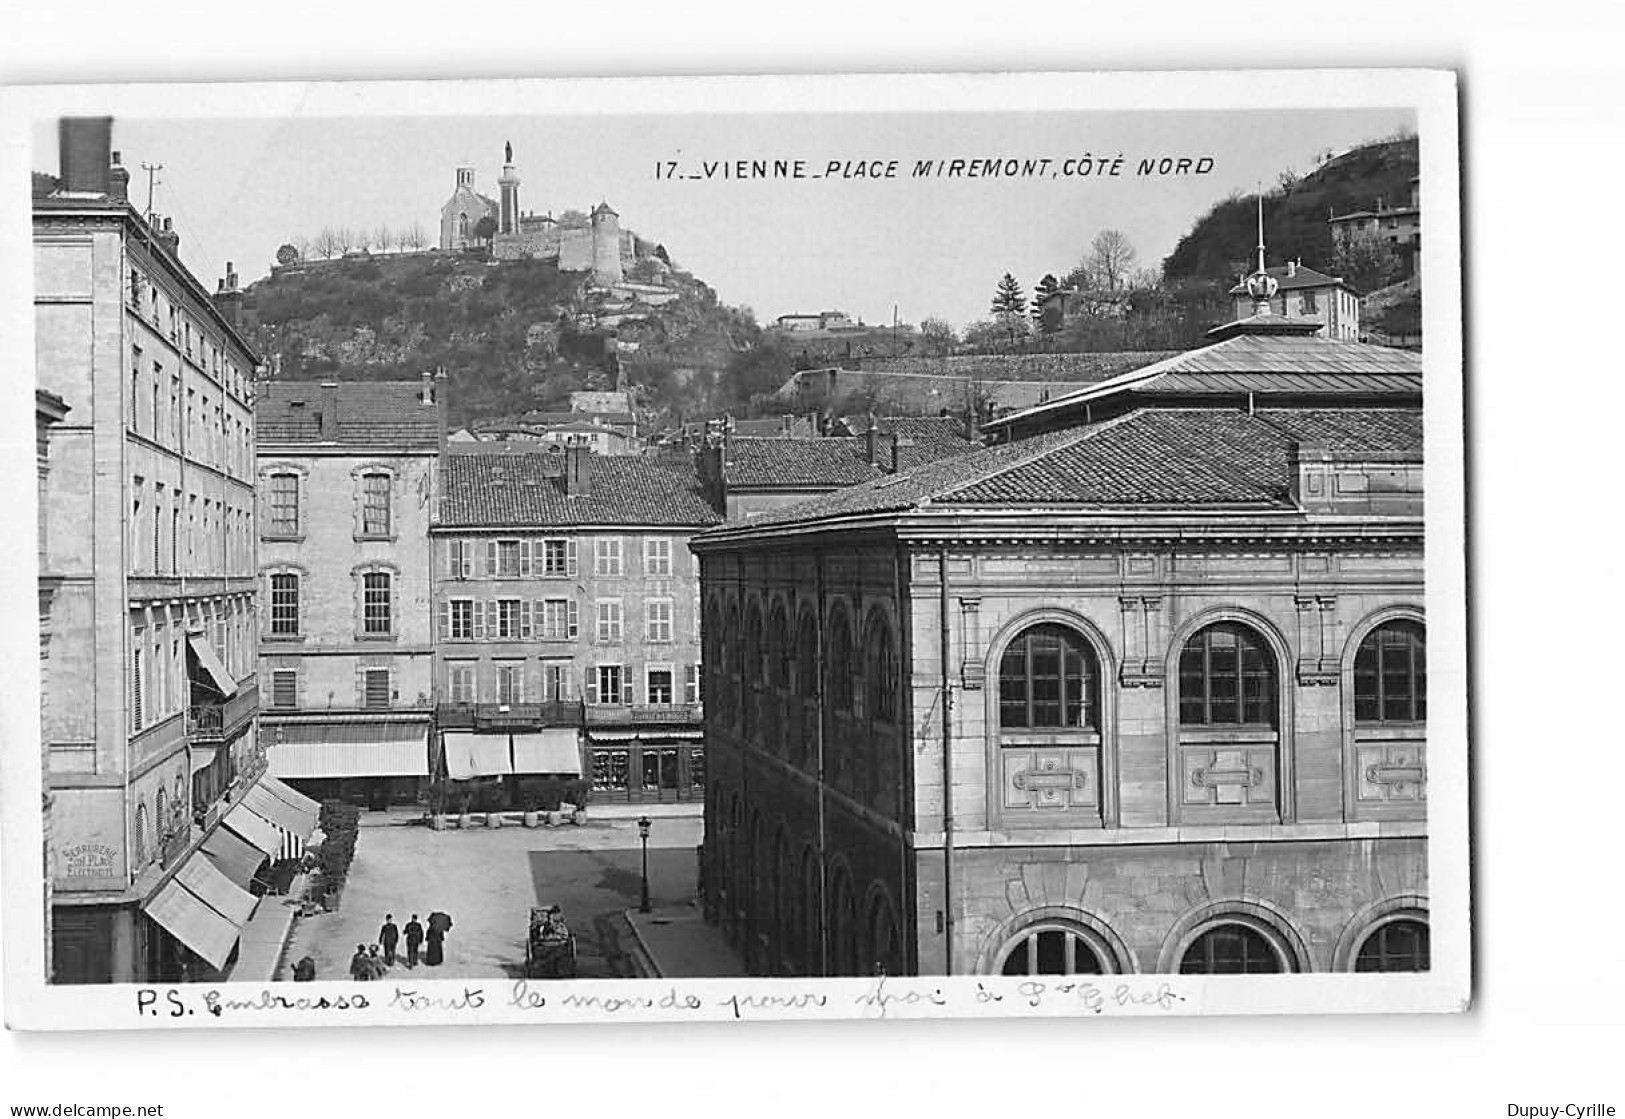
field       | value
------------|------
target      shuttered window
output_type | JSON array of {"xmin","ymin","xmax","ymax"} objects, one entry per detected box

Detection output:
[
  {"xmin": 271, "ymin": 669, "xmax": 298, "ymax": 709},
  {"xmin": 363, "ymin": 668, "xmax": 391, "ymax": 709}
]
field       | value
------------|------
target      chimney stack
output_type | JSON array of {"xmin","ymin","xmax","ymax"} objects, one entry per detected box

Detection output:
[
  {"xmin": 211, "ymin": 258, "xmax": 242, "ymax": 328},
  {"xmin": 564, "ymin": 442, "xmax": 593, "ymax": 496},
  {"xmin": 1287, "ymin": 259, "xmax": 1298, "ymax": 279},
  {"xmin": 154, "ymin": 216, "xmax": 180, "ymax": 257},
  {"xmin": 57, "ymin": 117, "xmax": 113, "ymax": 195},
  {"xmin": 109, "ymin": 150, "xmax": 130, "ymax": 203},
  {"xmin": 420, "ymin": 369, "xmax": 435, "ymax": 406}
]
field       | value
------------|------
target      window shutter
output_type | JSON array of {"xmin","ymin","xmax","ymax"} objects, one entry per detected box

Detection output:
[
  {"xmin": 391, "ymin": 574, "xmax": 400, "ymax": 637},
  {"xmin": 567, "ymin": 539, "xmax": 578, "ymax": 577},
  {"xmin": 586, "ymin": 671, "xmax": 598, "ymax": 705},
  {"xmin": 519, "ymin": 540, "xmax": 533, "ymax": 578},
  {"xmin": 355, "ymin": 664, "xmax": 366, "ymax": 708},
  {"xmin": 460, "ymin": 542, "xmax": 472, "ymax": 579},
  {"xmin": 567, "ymin": 600, "xmax": 579, "ymax": 639},
  {"xmin": 438, "ymin": 600, "xmax": 450, "ymax": 640},
  {"xmin": 447, "ymin": 542, "xmax": 459, "ymax": 578},
  {"xmin": 520, "ymin": 600, "xmax": 533, "ymax": 638},
  {"xmin": 473, "ymin": 600, "xmax": 487, "ymax": 640},
  {"xmin": 486, "ymin": 540, "xmax": 498, "ymax": 577},
  {"xmin": 624, "ymin": 677, "xmax": 635, "ymax": 705}
]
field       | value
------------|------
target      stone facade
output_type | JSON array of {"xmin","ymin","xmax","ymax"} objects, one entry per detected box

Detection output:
[
  {"xmin": 36, "ymin": 150, "xmax": 263, "ymax": 984},
  {"xmin": 256, "ymin": 376, "xmax": 445, "ymax": 808}
]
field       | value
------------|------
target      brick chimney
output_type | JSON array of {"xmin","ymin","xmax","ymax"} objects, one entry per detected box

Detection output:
[
  {"xmin": 564, "ymin": 442, "xmax": 593, "ymax": 496},
  {"xmin": 57, "ymin": 117, "xmax": 112, "ymax": 195},
  {"xmin": 212, "ymin": 261, "xmax": 242, "ymax": 328},
  {"xmin": 109, "ymin": 150, "xmax": 130, "ymax": 203},
  {"xmin": 420, "ymin": 369, "xmax": 436, "ymax": 406},
  {"xmin": 154, "ymin": 216, "xmax": 180, "ymax": 258}
]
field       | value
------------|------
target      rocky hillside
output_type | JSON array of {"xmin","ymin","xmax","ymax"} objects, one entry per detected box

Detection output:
[
  {"xmin": 1161, "ymin": 135, "xmax": 1420, "ymax": 285},
  {"xmin": 239, "ymin": 250, "xmax": 759, "ymax": 430}
]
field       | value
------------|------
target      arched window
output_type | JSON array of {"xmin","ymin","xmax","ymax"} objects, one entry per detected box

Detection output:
[
  {"xmin": 1354, "ymin": 918, "xmax": 1430, "ymax": 972},
  {"xmin": 801, "ymin": 847, "xmax": 822, "ymax": 975},
  {"xmin": 1178, "ymin": 622, "xmax": 1276, "ymax": 726},
  {"xmin": 829, "ymin": 869, "xmax": 858, "ymax": 975},
  {"xmin": 1355, "ymin": 620, "xmax": 1426, "ymax": 724},
  {"xmin": 866, "ymin": 614, "xmax": 898, "ymax": 723},
  {"xmin": 155, "ymin": 788, "xmax": 168, "ymax": 841},
  {"xmin": 133, "ymin": 803, "xmax": 148, "ymax": 865},
  {"xmin": 769, "ymin": 604, "xmax": 789, "ymax": 691},
  {"xmin": 827, "ymin": 607, "xmax": 853, "ymax": 712},
  {"xmin": 458, "ymin": 212, "xmax": 469, "ymax": 238},
  {"xmin": 869, "ymin": 893, "xmax": 903, "ymax": 976},
  {"xmin": 998, "ymin": 924, "xmax": 1109, "ymax": 976},
  {"xmin": 1178, "ymin": 923, "xmax": 1286, "ymax": 974},
  {"xmin": 999, "ymin": 623, "xmax": 1097, "ymax": 729},
  {"xmin": 795, "ymin": 613, "xmax": 818, "ymax": 700},
  {"xmin": 743, "ymin": 604, "xmax": 764, "ymax": 737}
]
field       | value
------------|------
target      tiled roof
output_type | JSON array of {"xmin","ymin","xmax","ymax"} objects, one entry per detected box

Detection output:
[
  {"xmin": 701, "ymin": 406, "xmax": 1422, "ymax": 537},
  {"xmin": 722, "ymin": 438, "xmax": 882, "ymax": 489},
  {"xmin": 983, "ymin": 333, "xmax": 1422, "ymax": 437},
  {"xmin": 1227, "ymin": 265, "xmax": 1348, "ymax": 294},
  {"xmin": 256, "ymin": 381, "xmax": 442, "ymax": 446},
  {"xmin": 439, "ymin": 453, "xmax": 721, "ymax": 528}
]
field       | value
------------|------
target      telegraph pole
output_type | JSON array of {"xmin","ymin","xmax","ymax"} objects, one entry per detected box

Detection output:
[{"xmin": 140, "ymin": 162, "xmax": 163, "ymax": 222}]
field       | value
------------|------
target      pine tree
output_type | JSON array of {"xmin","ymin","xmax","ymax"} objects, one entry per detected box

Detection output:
[
  {"xmin": 1031, "ymin": 273, "xmax": 1061, "ymax": 330},
  {"xmin": 991, "ymin": 273, "xmax": 1027, "ymax": 320}
]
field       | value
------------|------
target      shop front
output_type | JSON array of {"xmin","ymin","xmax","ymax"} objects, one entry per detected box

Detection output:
[
  {"xmin": 266, "ymin": 719, "xmax": 431, "ymax": 811},
  {"xmin": 588, "ymin": 730, "xmax": 705, "ymax": 804}
]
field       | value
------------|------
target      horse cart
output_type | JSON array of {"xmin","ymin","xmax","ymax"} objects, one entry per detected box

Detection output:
[{"xmin": 526, "ymin": 905, "xmax": 577, "ymax": 979}]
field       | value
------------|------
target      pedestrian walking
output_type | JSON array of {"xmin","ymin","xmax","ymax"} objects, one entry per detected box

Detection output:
[
  {"xmin": 365, "ymin": 944, "xmax": 387, "ymax": 979},
  {"xmin": 348, "ymin": 944, "xmax": 371, "ymax": 982},
  {"xmin": 425, "ymin": 910, "xmax": 453, "ymax": 967},
  {"xmin": 292, "ymin": 956, "xmax": 317, "ymax": 982},
  {"xmin": 403, "ymin": 914, "xmax": 424, "ymax": 968},
  {"xmin": 379, "ymin": 913, "xmax": 400, "ymax": 966}
]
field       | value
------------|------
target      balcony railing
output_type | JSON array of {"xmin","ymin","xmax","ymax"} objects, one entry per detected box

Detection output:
[
  {"xmin": 186, "ymin": 680, "xmax": 259, "ymax": 744},
  {"xmin": 585, "ymin": 703, "xmax": 704, "ymax": 727},
  {"xmin": 436, "ymin": 701, "xmax": 585, "ymax": 730}
]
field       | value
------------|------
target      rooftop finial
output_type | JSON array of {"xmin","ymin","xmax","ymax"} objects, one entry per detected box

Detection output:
[
  {"xmin": 1244, "ymin": 183, "xmax": 1279, "ymax": 309},
  {"xmin": 505, "ymin": 140, "xmax": 513, "ymax": 164}
]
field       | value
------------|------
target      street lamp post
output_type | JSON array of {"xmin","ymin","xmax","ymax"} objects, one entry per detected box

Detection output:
[{"xmin": 637, "ymin": 815, "xmax": 652, "ymax": 914}]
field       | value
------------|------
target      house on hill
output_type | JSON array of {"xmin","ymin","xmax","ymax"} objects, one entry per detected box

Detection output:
[
  {"xmin": 1329, "ymin": 176, "xmax": 1421, "ymax": 279},
  {"xmin": 1226, "ymin": 261, "xmax": 1360, "ymax": 341}
]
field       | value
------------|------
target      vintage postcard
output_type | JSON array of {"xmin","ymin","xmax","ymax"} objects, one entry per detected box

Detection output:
[{"xmin": 0, "ymin": 69, "xmax": 1466, "ymax": 1030}]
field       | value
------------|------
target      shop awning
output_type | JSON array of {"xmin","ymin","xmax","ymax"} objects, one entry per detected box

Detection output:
[
  {"xmin": 267, "ymin": 723, "xmax": 429, "ymax": 779},
  {"xmin": 175, "ymin": 851, "xmax": 257, "ymax": 926},
  {"xmin": 187, "ymin": 633, "xmax": 237, "ymax": 698},
  {"xmin": 189, "ymin": 746, "xmax": 218, "ymax": 775},
  {"xmin": 512, "ymin": 729, "xmax": 582, "ymax": 776},
  {"xmin": 259, "ymin": 775, "xmax": 321, "ymax": 832},
  {"xmin": 201, "ymin": 826, "xmax": 266, "ymax": 889},
  {"xmin": 242, "ymin": 782, "xmax": 316, "ymax": 840},
  {"xmin": 223, "ymin": 803, "xmax": 283, "ymax": 856},
  {"xmin": 443, "ymin": 732, "xmax": 512, "ymax": 779},
  {"xmin": 588, "ymin": 729, "xmax": 705, "ymax": 743},
  {"xmin": 144, "ymin": 879, "xmax": 241, "ymax": 970}
]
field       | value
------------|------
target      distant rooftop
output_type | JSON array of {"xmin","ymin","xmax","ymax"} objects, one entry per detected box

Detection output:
[
  {"xmin": 439, "ymin": 453, "xmax": 720, "ymax": 529},
  {"xmin": 256, "ymin": 380, "xmax": 442, "ymax": 447}
]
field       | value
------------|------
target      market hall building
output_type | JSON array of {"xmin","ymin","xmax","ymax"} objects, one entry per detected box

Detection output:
[
  {"xmin": 430, "ymin": 446, "xmax": 720, "ymax": 807},
  {"xmin": 691, "ymin": 296, "xmax": 1430, "ymax": 978}
]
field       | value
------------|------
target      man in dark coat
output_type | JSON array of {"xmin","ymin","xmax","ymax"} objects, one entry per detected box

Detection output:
[
  {"xmin": 379, "ymin": 914, "xmax": 400, "ymax": 966},
  {"xmin": 348, "ymin": 945, "xmax": 371, "ymax": 981},
  {"xmin": 403, "ymin": 914, "xmax": 424, "ymax": 968}
]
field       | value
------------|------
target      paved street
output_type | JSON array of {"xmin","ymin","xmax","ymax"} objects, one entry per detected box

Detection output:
[{"xmin": 281, "ymin": 814, "xmax": 731, "ymax": 982}]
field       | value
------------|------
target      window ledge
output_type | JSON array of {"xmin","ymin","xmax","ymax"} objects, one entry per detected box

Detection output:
[
  {"xmin": 354, "ymin": 634, "xmax": 398, "ymax": 643},
  {"xmin": 263, "ymin": 633, "xmax": 304, "ymax": 644},
  {"xmin": 1177, "ymin": 728, "xmax": 1279, "ymax": 745},
  {"xmin": 261, "ymin": 533, "xmax": 305, "ymax": 544},
  {"xmin": 999, "ymin": 730, "xmax": 1103, "ymax": 746},
  {"xmin": 1353, "ymin": 725, "xmax": 1427, "ymax": 740},
  {"xmin": 355, "ymin": 534, "xmax": 398, "ymax": 544}
]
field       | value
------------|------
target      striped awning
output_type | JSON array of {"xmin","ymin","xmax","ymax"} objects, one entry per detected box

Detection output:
[
  {"xmin": 259, "ymin": 775, "xmax": 321, "ymax": 832},
  {"xmin": 267, "ymin": 722, "xmax": 429, "ymax": 779},
  {"xmin": 175, "ymin": 851, "xmax": 257, "ymax": 926},
  {"xmin": 187, "ymin": 634, "xmax": 237, "ymax": 698},
  {"xmin": 443, "ymin": 732, "xmax": 512, "ymax": 779},
  {"xmin": 241, "ymin": 782, "xmax": 316, "ymax": 840},
  {"xmin": 201, "ymin": 826, "xmax": 266, "ymax": 889},
  {"xmin": 223, "ymin": 802, "xmax": 283, "ymax": 857},
  {"xmin": 512, "ymin": 729, "xmax": 582, "ymax": 776},
  {"xmin": 144, "ymin": 878, "xmax": 241, "ymax": 970}
]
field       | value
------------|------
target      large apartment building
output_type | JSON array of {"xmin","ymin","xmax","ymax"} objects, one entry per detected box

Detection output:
[
  {"xmin": 431, "ymin": 446, "xmax": 720, "ymax": 805},
  {"xmin": 36, "ymin": 119, "xmax": 310, "ymax": 984},
  {"xmin": 257, "ymin": 376, "xmax": 446, "ymax": 810}
]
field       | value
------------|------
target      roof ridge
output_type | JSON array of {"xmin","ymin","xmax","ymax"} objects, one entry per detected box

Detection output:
[{"xmin": 924, "ymin": 416, "xmax": 1128, "ymax": 506}]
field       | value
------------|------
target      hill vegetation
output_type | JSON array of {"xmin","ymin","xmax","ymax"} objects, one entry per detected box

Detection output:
[{"xmin": 239, "ymin": 250, "xmax": 759, "ymax": 430}]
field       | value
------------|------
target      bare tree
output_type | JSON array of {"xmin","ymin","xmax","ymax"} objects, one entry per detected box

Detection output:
[
  {"xmin": 313, "ymin": 227, "xmax": 342, "ymax": 259},
  {"xmin": 334, "ymin": 225, "xmax": 355, "ymax": 254},
  {"xmin": 291, "ymin": 234, "xmax": 312, "ymax": 261},
  {"xmin": 372, "ymin": 223, "xmax": 394, "ymax": 253},
  {"xmin": 919, "ymin": 316, "xmax": 958, "ymax": 357},
  {"xmin": 400, "ymin": 221, "xmax": 428, "ymax": 251},
  {"xmin": 1087, "ymin": 229, "xmax": 1138, "ymax": 292}
]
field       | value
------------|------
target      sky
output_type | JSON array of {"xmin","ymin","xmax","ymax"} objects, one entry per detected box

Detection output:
[{"xmin": 35, "ymin": 107, "xmax": 1413, "ymax": 330}]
